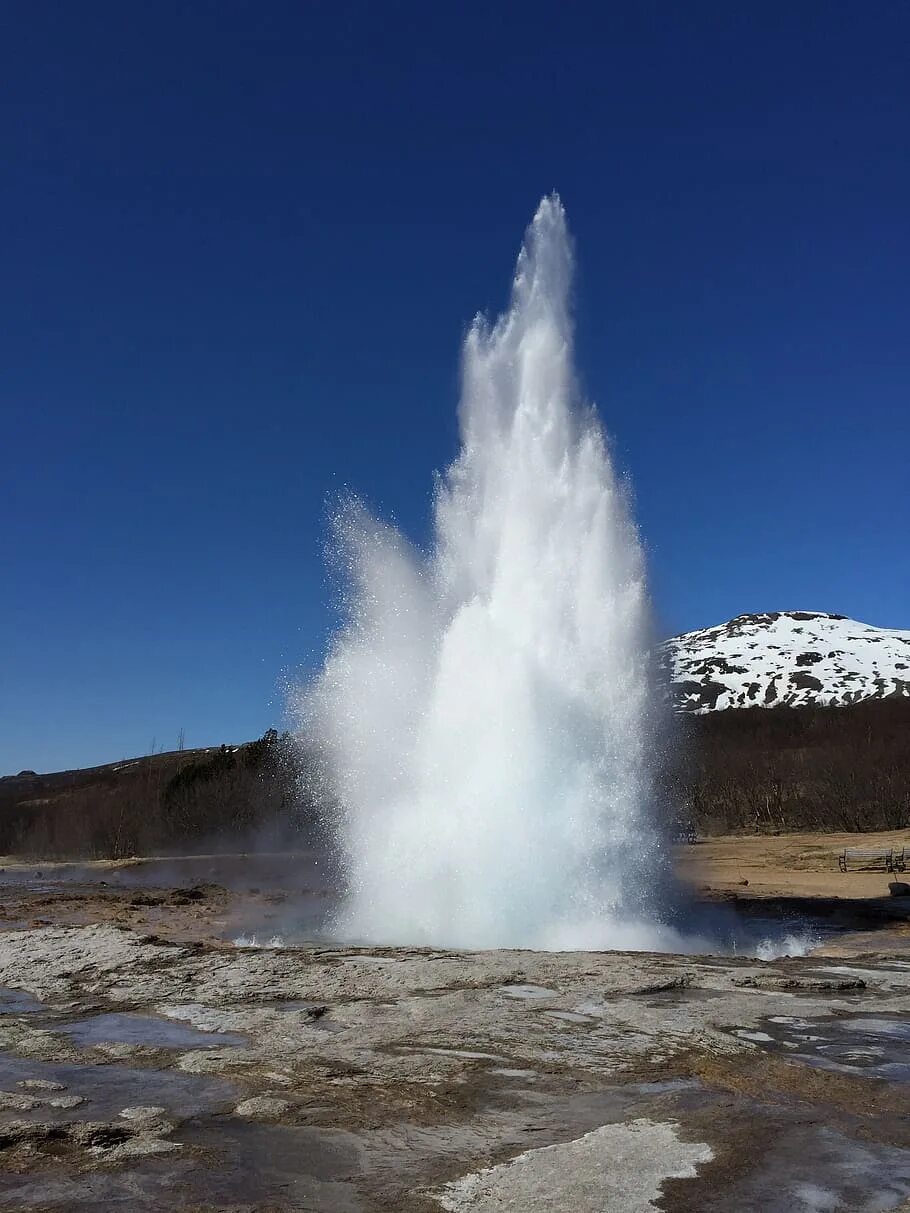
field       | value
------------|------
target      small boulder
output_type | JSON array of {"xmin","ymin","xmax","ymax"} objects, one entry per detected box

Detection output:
[
  {"xmin": 119, "ymin": 1105, "xmax": 168, "ymax": 1122},
  {"xmin": 234, "ymin": 1096, "xmax": 292, "ymax": 1120},
  {"xmin": 0, "ymin": 1091, "xmax": 39, "ymax": 1112},
  {"xmin": 105, "ymin": 1136, "xmax": 181, "ymax": 1159}
]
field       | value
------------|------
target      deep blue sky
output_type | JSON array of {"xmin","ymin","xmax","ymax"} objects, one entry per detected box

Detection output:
[{"xmin": 2, "ymin": 2, "xmax": 908, "ymax": 774}]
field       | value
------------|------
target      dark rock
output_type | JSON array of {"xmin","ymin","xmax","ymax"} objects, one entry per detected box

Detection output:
[{"xmin": 733, "ymin": 974, "xmax": 866, "ymax": 992}]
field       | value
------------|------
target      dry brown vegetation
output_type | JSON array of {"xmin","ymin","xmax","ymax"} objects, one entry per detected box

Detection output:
[
  {"xmin": 672, "ymin": 697, "xmax": 910, "ymax": 836},
  {"xmin": 0, "ymin": 730, "xmax": 317, "ymax": 859}
]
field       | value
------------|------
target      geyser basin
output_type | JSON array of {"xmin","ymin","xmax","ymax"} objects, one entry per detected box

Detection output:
[{"xmin": 296, "ymin": 197, "xmax": 684, "ymax": 951}]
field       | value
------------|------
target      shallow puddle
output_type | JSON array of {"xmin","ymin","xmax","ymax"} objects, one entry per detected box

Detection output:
[
  {"xmin": 0, "ymin": 1128, "xmax": 361, "ymax": 1213},
  {"xmin": 703, "ymin": 1124, "xmax": 910, "ymax": 1212},
  {"xmin": 0, "ymin": 1051, "xmax": 237, "ymax": 1122},
  {"xmin": 499, "ymin": 984, "xmax": 557, "ymax": 1001},
  {"xmin": 0, "ymin": 987, "xmax": 44, "ymax": 1014},
  {"xmin": 640, "ymin": 987, "xmax": 726, "ymax": 1009},
  {"xmin": 56, "ymin": 1012, "xmax": 247, "ymax": 1051},
  {"xmin": 738, "ymin": 1013, "xmax": 910, "ymax": 1083}
]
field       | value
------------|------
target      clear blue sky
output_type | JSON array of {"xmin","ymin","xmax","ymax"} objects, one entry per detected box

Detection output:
[{"xmin": 2, "ymin": 2, "xmax": 908, "ymax": 774}]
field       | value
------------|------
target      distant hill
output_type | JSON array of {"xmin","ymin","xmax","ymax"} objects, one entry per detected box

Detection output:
[
  {"xmin": 0, "ymin": 732, "xmax": 314, "ymax": 859},
  {"xmin": 3, "ymin": 613, "xmax": 910, "ymax": 857},
  {"xmin": 663, "ymin": 611, "xmax": 910, "ymax": 713}
]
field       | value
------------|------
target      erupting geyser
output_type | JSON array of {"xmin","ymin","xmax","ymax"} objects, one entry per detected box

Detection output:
[{"xmin": 297, "ymin": 195, "xmax": 685, "ymax": 950}]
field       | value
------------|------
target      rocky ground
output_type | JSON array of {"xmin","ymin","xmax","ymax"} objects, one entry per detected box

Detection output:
[{"xmin": 0, "ymin": 848, "xmax": 909, "ymax": 1211}]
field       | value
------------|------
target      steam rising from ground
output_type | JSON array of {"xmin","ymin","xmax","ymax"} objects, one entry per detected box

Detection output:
[{"xmin": 295, "ymin": 197, "xmax": 681, "ymax": 950}]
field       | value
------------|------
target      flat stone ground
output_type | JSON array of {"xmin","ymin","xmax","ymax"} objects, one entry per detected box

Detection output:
[{"xmin": 0, "ymin": 845, "xmax": 908, "ymax": 1211}]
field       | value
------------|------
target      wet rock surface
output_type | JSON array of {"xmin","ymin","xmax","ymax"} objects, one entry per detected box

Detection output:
[{"xmin": 0, "ymin": 869, "xmax": 909, "ymax": 1209}]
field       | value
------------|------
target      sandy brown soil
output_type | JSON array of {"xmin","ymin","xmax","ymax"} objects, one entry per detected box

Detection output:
[{"xmin": 678, "ymin": 830, "xmax": 910, "ymax": 900}]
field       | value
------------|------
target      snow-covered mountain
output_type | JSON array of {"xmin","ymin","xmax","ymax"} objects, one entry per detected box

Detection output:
[{"xmin": 663, "ymin": 611, "xmax": 910, "ymax": 713}]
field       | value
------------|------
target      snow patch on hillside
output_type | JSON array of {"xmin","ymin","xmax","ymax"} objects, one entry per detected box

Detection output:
[{"xmin": 663, "ymin": 611, "xmax": 910, "ymax": 713}]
